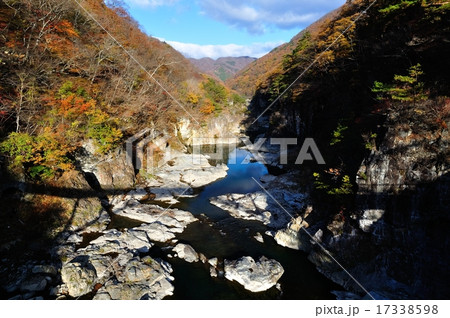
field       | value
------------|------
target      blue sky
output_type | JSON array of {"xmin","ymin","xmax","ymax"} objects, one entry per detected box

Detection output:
[{"xmin": 122, "ymin": 0, "xmax": 346, "ymax": 59}]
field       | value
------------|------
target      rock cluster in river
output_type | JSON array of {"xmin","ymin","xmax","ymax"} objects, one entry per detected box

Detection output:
[
  {"xmin": 145, "ymin": 153, "xmax": 228, "ymax": 204},
  {"xmin": 51, "ymin": 188, "xmax": 201, "ymax": 300},
  {"xmin": 210, "ymin": 173, "xmax": 307, "ymax": 229}
]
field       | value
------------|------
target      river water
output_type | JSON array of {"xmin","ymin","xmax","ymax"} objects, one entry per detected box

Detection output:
[{"xmin": 154, "ymin": 147, "xmax": 341, "ymax": 299}]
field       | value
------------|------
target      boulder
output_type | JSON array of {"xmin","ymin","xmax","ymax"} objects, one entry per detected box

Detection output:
[
  {"xmin": 210, "ymin": 193, "xmax": 274, "ymax": 225},
  {"xmin": 180, "ymin": 164, "xmax": 228, "ymax": 188},
  {"xmin": 134, "ymin": 223, "xmax": 177, "ymax": 243},
  {"xmin": 224, "ymin": 256, "xmax": 284, "ymax": 292},
  {"xmin": 142, "ymin": 153, "xmax": 229, "ymax": 204},
  {"xmin": 111, "ymin": 199, "xmax": 197, "ymax": 230},
  {"xmin": 79, "ymin": 228, "xmax": 153, "ymax": 256},
  {"xmin": 173, "ymin": 243, "xmax": 199, "ymax": 263},
  {"xmin": 61, "ymin": 256, "xmax": 97, "ymax": 298},
  {"xmin": 254, "ymin": 232, "xmax": 264, "ymax": 243},
  {"xmin": 92, "ymin": 256, "xmax": 174, "ymax": 300},
  {"xmin": 274, "ymin": 216, "xmax": 309, "ymax": 251}
]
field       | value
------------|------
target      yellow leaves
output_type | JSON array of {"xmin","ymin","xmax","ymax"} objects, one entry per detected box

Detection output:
[
  {"xmin": 317, "ymin": 50, "xmax": 336, "ymax": 68},
  {"xmin": 32, "ymin": 128, "xmax": 74, "ymax": 170},
  {"xmin": 186, "ymin": 92, "xmax": 200, "ymax": 105},
  {"xmin": 86, "ymin": 108, "xmax": 109, "ymax": 125}
]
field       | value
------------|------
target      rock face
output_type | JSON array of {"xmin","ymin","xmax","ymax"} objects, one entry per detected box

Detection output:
[
  {"xmin": 173, "ymin": 243, "xmax": 199, "ymax": 263},
  {"xmin": 54, "ymin": 170, "xmax": 110, "ymax": 234},
  {"xmin": 77, "ymin": 141, "xmax": 135, "ymax": 190},
  {"xmin": 224, "ymin": 256, "xmax": 284, "ymax": 292}
]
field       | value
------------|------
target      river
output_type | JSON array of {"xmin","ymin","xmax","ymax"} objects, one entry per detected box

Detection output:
[{"xmin": 147, "ymin": 147, "xmax": 342, "ymax": 299}]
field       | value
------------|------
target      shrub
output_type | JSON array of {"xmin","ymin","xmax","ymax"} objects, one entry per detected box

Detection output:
[
  {"xmin": 0, "ymin": 130, "xmax": 73, "ymax": 179},
  {"xmin": 87, "ymin": 109, "xmax": 123, "ymax": 154},
  {"xmin": 330, "ymin": 123, "xmax": 348, "ymax": 146}
]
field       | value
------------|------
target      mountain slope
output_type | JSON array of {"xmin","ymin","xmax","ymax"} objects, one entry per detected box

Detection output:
[{"xmin": 190, "ymin": 56, "xmax": 256, "ymax": 82}]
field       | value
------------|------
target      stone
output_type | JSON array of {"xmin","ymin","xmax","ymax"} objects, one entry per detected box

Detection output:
[
  {"xmin": 254, "ymin": 232, "xmax": 264, "ymax": 243},
  {"xmin": 173, "ymin": 243, "xmax": 199, "ymax": 263},
  {"xmin": 79, "ymin": 228, "xmax": 153, "ymax": 256},
  {"xmin": 94, "ymin": 280, "xmax": 174, "ymax": 300},
  {"xmin": 311, "ymin": 229, "xmax": 323, "ymax": 245},
  {"xmin": 199, "ymin": 253, "xmax": 208, "ymax": 263},
  {"xmin": 208, "ymin": 258, "xmax": 218, "ymax": 268},
  {"xmin": 180, "ymin": 164, "xmax": 228, "ymax": 188},
  {"xmin": 111, "ymin": 199, "xmax": 197, "ymax": 230},
  {"xmin": 142, "ymin": 152, "xmax": 229, "ymax": 203},
  {"xmin": 92, "ymin": 256, "xmax": 174, "ymax": 300},
  {"xmin": 20, "ymin": 276, "xmax": 47, "ymax": 292},
  {"xmin": 32, "ymin": 265, "xmax": 58, "ymax": 277},
  {"xmin": 61, "ymin": 256, "xmax": 97, "ymax": 298},
  {"xmin": 66, "ymin": 233, "xmax": 83, "ymax": 244},
  {"xmin": 210, "ymin": 193, "xmax": 274, "ymax": 225},
  {"xmin": 224, "ymin": 256, "xmax": 284, "ymax": 293},
  {"xmin": 274, "ymin": 216, "xmax": 309, "ymax": 251},
  {"xmin": 133, "ymin": 223, "xmax": 176, "ymax": 243},
  {"xmin": 87, "ymin": 255, "xmax": 114, "ymax": 282},
  {"xmin": 359, "ymin": 209, "xmax": 385, "ymax": 232},
  {"xmin": 210, "ymin": 191, "xmax": 297, "ymax": 228}
]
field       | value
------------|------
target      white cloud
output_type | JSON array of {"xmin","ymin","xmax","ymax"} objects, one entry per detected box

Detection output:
[
  {"xmin": 125, "ymin": 0, "xmax": 179, "ymax": 8},
  {"xmin": 199, "ymin": 0, "xmax": 346, "ymax": 34},
  {"xmin": 160, "ymin": 39, "xmax": 284, "ymax": 59}
]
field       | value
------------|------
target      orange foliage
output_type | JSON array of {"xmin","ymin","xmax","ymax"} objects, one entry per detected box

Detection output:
[
  {"xmin": 199, "ymin": 100, "xmax": 215, "ymax": 114},
  {"xmin": 53, "ymin": 20, "xmax": 79, "ymax": 38},
  {"xmin": 56, "ymin": 95, "xmax": 96, "ymax": 119}
]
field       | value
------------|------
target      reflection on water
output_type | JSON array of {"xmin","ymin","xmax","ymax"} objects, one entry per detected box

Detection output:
[{"xmin": 167, "ymin": 147, "xmax": 341, "ymax": 300}]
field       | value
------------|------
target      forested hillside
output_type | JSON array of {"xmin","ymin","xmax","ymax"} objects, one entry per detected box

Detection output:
[{"xmin": 0, "ymin": 0, "xmax": 244, "ymax": 180}]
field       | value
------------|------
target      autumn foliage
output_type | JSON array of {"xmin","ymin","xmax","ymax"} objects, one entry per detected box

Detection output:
[{"xmin": 0, "ymin": 0, "xmax": 246, "ymax": 182}]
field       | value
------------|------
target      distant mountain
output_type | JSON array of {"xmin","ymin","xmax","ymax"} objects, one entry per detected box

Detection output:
[{"xmin": 189, "ymin": 56, "xmax": 257, "ymax": 82}]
